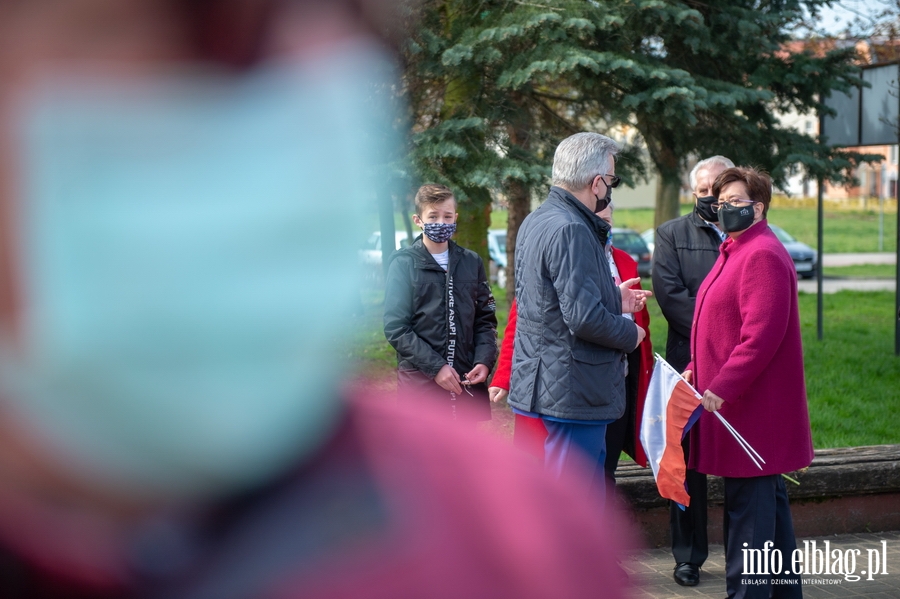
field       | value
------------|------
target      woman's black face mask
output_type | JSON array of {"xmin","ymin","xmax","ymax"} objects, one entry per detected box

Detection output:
[{"xmin": 718, "ymin": 202, "xmax": 757, "ymax": 233}]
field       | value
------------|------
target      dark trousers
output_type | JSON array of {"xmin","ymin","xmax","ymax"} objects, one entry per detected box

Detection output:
[
  {"xmin": 669, "ymin": 433, "xmax": 708, "ymax": 566},
  {"xmin": 723, "ymin": 475, "xmax": 802, "ymax": 599},
  {"xmin": 603, "ymin": 347, "xmax": 641, "ymax": 497},
  {"xmin": 603, "ymin": 411, "xmax": 627, "ymax": 484}
]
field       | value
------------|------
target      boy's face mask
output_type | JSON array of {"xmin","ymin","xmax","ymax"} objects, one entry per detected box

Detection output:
[
  {"xmin": 0, "ymin": 45, "xmax": 399, "ymax": 501},
  {"xmin": 421, "ymin": 222, "xmax": 456, "ymax": 243}
]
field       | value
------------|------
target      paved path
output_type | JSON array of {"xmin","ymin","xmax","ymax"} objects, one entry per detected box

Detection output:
[
  {"xmin": 624, "ymin": 530, "xmax": 900, "ymax": 598},
  {"xmin": 796, "ymin": 252, "xmax": 896, "ymax": 293},
  {"xmin": 822, "ymin": 253, "xmax": 896, "ymax": 267},
  {"xmin": 798, "ymin": 278, "xmax": 896, "ymax": 293}
]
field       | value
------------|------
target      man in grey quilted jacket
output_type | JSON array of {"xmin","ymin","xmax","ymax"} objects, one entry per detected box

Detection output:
[{"xmin": 508, "ymin": 132, "xmax": 648, "ymax": 505}]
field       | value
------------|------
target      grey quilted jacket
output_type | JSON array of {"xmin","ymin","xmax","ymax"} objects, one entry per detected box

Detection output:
[{"xmin": 508, "ymin": 186, "xmax": 637, "ymax": 420}]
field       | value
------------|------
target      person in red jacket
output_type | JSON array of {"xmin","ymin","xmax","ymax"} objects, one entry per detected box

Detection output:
[
  {"xmin": 489, "ymin": 203, "xmax": 653, "ymax": 493},
  {"xmin": 686, "ymin": 167, "xmax": 813, "ymax": 599}
]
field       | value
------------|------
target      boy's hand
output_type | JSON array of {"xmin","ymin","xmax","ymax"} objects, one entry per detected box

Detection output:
[
  {"xmin": 464, "ymin": 364, "xmax": 489, "ymax": 386},
  {"xmin": 434, "ymin": 364, "xmax": 463, "ymax": 394},
  {"xmin": 488, "ymin": 387, "xmax": 508, "ymax": 404}
]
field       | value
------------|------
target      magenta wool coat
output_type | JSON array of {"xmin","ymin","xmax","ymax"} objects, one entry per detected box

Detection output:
[{"xmin": 688, "ymin": 220, "xmax": 813, "ymax": 478}]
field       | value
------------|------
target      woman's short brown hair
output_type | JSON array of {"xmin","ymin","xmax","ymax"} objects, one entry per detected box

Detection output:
[
  {"xmin": 414, "ymin": 184, "xmax": 456, "ymax": 216},
  {"xmin": 712, "ymin": 167, "xmax": 772, "ymax": 217}
]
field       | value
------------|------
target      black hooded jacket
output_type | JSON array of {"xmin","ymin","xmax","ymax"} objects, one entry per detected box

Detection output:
[{"xmin": 383, "ymin": 237, "xmax": 498, "ymax": 380}]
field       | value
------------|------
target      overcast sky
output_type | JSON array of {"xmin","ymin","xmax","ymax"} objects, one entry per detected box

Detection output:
[{"xmin": 814, "ymin": 0, "xmax": 893, "ymax": 34}]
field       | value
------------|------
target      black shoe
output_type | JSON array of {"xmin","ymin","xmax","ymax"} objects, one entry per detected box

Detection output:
[{"xmin": 673, "ymin": 562, "xmax": 699, "ymax": 586}]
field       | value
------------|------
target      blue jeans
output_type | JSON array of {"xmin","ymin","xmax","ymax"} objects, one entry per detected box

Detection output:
[{"xmin": 543, "ymin": 420, "xmax": 609, "ymax": 509}]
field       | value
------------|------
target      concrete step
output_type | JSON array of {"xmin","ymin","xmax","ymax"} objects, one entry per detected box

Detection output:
[{"xmin": 615, "ymin": 444, "xmax": 900, "ymax": 547}]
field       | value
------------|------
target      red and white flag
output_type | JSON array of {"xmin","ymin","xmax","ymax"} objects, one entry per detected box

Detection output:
[{"xmin": 640, "ymin": 355, "xmax": 703, "ymax": 508}]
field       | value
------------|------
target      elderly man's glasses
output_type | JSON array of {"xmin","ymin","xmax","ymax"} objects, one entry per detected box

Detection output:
[
  {"xmin": 713, "ymin": 198, "xmax": 755, "ymax": 212},
  {"xmin": 598, "ymin": 174, "xmax": 621, "ymax": 188}
]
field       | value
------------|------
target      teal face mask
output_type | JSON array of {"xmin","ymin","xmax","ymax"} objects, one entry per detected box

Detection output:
[{"xmin": 1, "ymin": 45, "xmax": 399, "ymax": 501}]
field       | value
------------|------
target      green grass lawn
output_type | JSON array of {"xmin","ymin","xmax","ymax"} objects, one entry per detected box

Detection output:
[
  {"xmin": 645, "ymin": 285, "xmax": 900, "ymax": 449},
  {"xmin": 767, "ymin": 208, "xmax": 897, "ymax": 254},
  {"xmin": 353, "ymin": 282, "xmax": 900, "ymax": 450},
  {"xmin": 798, "ymin": 291, "xmax": 900, "ymax": 449},
  {"xmin": 822, "ymin": 264, "xmax": 897, "ymax": 279}
]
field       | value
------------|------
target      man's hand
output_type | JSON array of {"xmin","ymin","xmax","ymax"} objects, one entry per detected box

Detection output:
[
  {"xmin": 701, "ymin": 389, "xmax": 724, "ymax": 412},
  {"xmin": 488, "ymin": 386, "xmax": 509, "ymax": 404},
  {"xmin": 633, "ymin": 322, "xmax": 646, "ymax": 350},
  {"xmin": 464, "ymin": 363, "xmax": 490, "ymax": 385},
  {"xmin": 620, "ymin": 277, "xmax": 653, "ymax": 314},
  {"xmin": 434, "ymin": 364, "xmax": 463, "ymax": 394}
]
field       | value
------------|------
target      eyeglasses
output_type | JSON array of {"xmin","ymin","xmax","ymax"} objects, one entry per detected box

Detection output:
[
  {"xmin": 713, "ymin": 198, "xmax": 755, "ymax": 212},
  {"xmin": 597, "ymin": 173, "xmax": 621, "ymax": 188}
]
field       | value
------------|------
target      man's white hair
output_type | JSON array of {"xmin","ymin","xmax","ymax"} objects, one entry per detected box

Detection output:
[
  {"xmin": 551, "ymin": 132, "xmax": 620, "ymax": 191},
  {"xmin": 689, "ymin": 156, "xmax": 735, "ymax": 192}
]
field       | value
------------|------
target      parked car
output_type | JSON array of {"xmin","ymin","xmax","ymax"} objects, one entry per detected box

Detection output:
[
  {"xmin": 360, "ymin": 229, "xmax": 511, "ymax": 287},
  {"xmin": 488, "ymin": 229, "xmax": 507, "ymax": 289},
  {"xmin": 359, "ymin": 231, "xmax": 412, "ymax": 267},
  {"xmin": 641, "ymin": 228, "xmax": 655, "ymax": 255},
  {"xmin": 612, "ymin": 227, "xmax": 653, "ymax": 278},
  {"xmin": 768, "ymin": 224, "xmax": 817, "ymax": 279},
  {"xmin": 359, "ymin": 231, "xmax": 413, "ymax": 284},
  {"xmin": 640, "ymin": 224, "xmax": 816, "ymax": 279}
]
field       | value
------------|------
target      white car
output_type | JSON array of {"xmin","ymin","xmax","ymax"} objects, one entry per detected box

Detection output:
[
  {"xmin": 359, "ymin": 231, "xmax": 412, "ymax": 267},
  {"xmin": 641, "ymin": 228, "xmax": 655, "ymax": 255},
  {"xmin": 488, "ymin": 229, "xmax": 508, "ymax": 288},
  {"xmin": 359, "ymin": 231, "xmax": 413, "ymax": 283}
]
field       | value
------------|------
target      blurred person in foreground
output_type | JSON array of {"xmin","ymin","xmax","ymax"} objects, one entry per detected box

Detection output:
[
  {"xmin": 489, "ymin": 201, "xmax": 653, "ymax": 494},
  {"xmin": 383, "ymin": 183, "xmax": 498, "ymax": 422},
  {"xmin": 686, "ymin": 167, "xmax": 813, "ymax": 599},
  {"xmin": 509, "ymin": 132, "xmax": 649, "ymax": 505},
  {"xmin": 651, "ymin": 154, "xmax": 734, "ymax": 587},
  {"xmin": 0, "ymin": 2, "xmax": 633, "ymax": 598}
]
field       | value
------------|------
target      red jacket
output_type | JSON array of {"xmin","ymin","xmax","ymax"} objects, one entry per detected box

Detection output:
[
  {"xmin": 493, "ymin": 248, "xmax": 652, "ymax": 467},
  {"xmin": 688, "ymin": 220, "xmax": 813, "ymax": 478}
]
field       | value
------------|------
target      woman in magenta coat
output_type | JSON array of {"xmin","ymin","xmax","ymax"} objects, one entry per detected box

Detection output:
[{"xmin": 686, "ymin": 167, "xmax": 813, "ymax": 599}]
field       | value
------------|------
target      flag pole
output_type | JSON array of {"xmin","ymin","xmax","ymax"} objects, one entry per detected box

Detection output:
[{"xmin": 654, "ymin": 354, "xmax": 765, "ymax": 470}]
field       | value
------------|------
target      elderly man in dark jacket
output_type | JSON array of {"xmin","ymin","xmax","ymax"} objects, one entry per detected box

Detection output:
[
  {"xmin": 509, "ymin": 132, "xmax": 647, "ymax": 504},
  {"xmin": 651, "ymin": 155, "xmax": 733, "ymax": 588}
]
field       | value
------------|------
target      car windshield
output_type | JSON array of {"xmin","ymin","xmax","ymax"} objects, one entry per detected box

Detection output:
[
  {"xmin": 769, "ymin": 225, "xmax": 795, "ymax": 243},
  {"xmin": 492, "ymin": 232, "xmax": 506, "ymax": 253},
  {"xmin": 614, "ymin": 232, "xmax": 648, "ymax": 254},
  {"xmin": 363, "ymin": 233, "xmax": 380, "ymax": 251}
]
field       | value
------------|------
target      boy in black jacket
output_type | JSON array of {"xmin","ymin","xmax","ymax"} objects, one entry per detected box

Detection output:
[{"xmin": 383, "ymin": 184, "xmax": 498, "ymax": 421}]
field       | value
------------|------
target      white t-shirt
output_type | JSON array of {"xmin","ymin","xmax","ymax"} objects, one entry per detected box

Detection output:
[{"xmin": 433, "ymin": 250, "xmax": 449, "ymax": 271}]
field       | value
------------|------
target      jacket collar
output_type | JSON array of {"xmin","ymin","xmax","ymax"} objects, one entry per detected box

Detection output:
[
  {"xmin": 723, "ymin": 219, "xmax": 768, "ymax": 253},
  {"xmin": 689, "ymin": 210, "xmax": 726, "ymax": 242},
  {"xmin": 689, "ymin": 209, "xmax": 715, "ymax": 228},
  {"xmin": 410, "ymin": 236, "xmax": 457, "ymax": 270},
  {"xmin": 548, "ymin": 186, "xmax": 610, "ymax": 245}
]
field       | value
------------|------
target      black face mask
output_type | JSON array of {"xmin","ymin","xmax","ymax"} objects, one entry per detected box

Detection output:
[
  {"xmin": 594, "ymin": 182, "xmax": 612, "ymax": 213},
  {"xmin": 695, "ymin": 195, "xmax": 718, "ymax": 222},
  {"xmin": 718, "ymin": 202, "xmax": 757, "ymax": 233}
]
